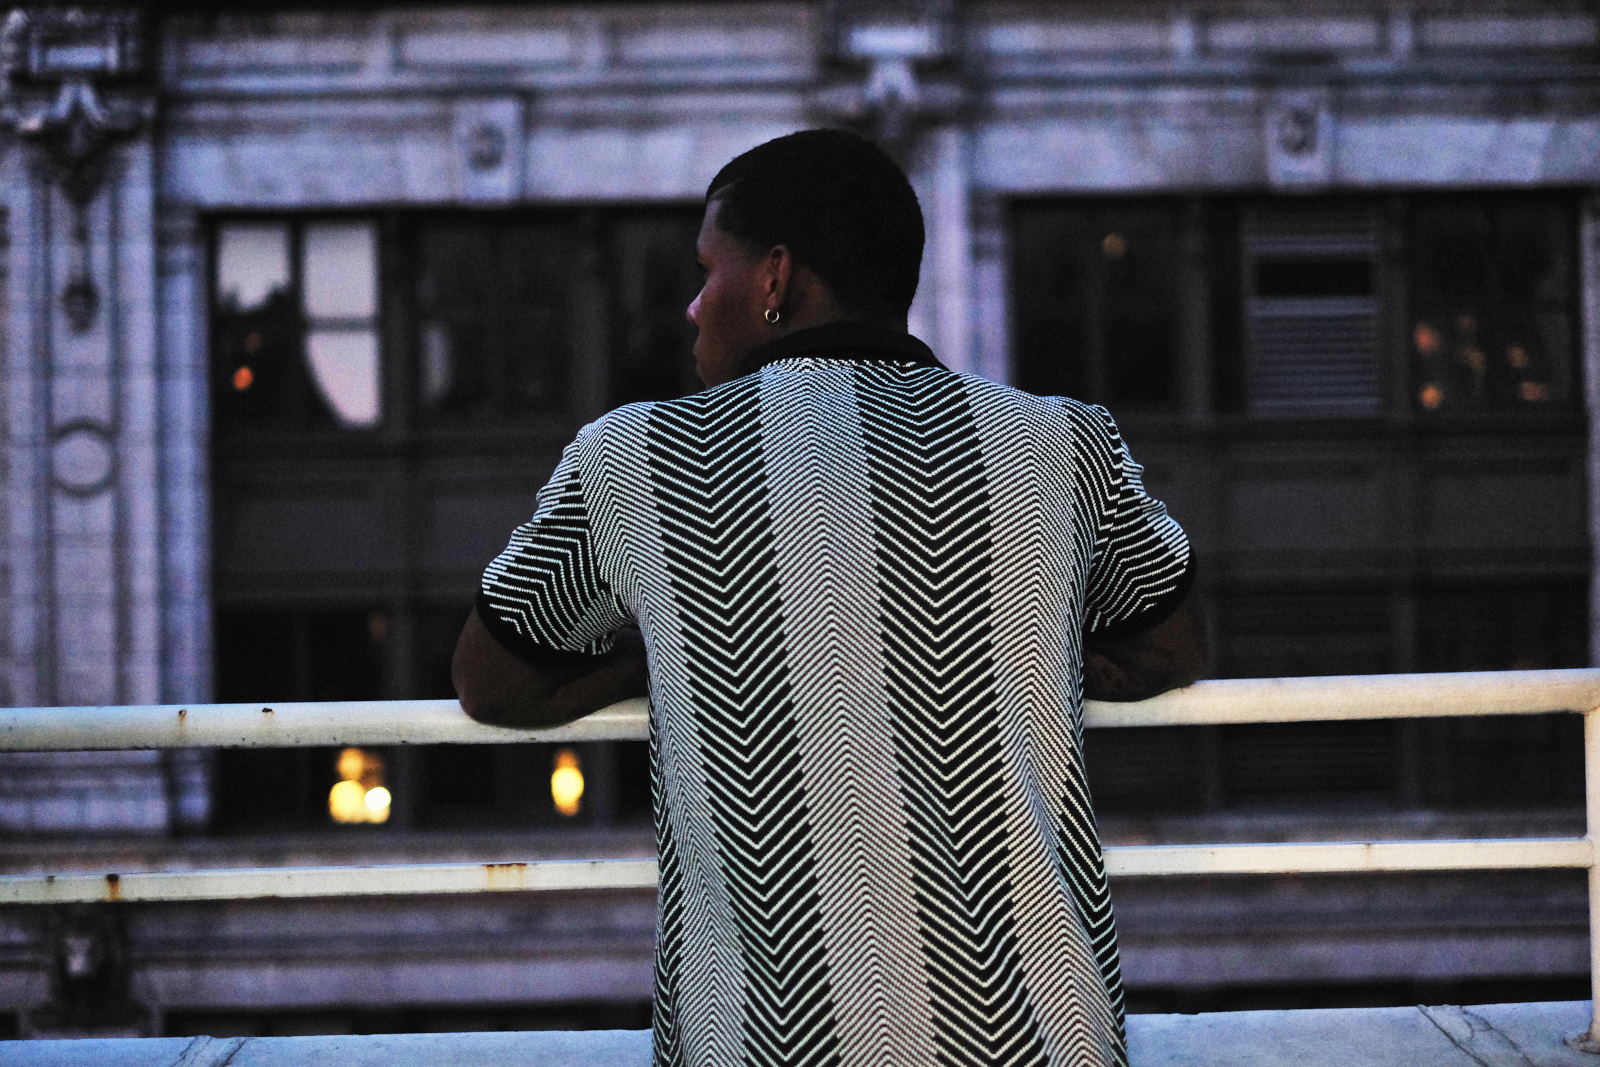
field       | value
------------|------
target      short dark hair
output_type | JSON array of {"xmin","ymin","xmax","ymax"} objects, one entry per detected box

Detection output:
[{"xmin": 706, "ymin": 128, "xmax": 924, "ymax": 322}]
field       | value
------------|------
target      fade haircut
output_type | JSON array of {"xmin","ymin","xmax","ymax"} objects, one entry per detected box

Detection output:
[{"xmin": 706, "ymin": 128, "xmax": 924, "ymax": 323}]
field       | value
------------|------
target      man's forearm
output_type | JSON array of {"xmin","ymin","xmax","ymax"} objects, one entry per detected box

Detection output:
[
  {"xmin": 1082, "ymin": 590, "xmax": 1207, "ymax": 702},
  {"xmin": 454, "ymin": 611, "xmax": 649, "ymax": 729}
]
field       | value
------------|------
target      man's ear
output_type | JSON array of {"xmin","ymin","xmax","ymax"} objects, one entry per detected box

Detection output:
[{"xmin": 764, "ymin": 244, "xmax": 793, "ymax": 306}]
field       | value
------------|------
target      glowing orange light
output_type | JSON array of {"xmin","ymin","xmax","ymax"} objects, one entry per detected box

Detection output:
[
  {"xmin": 1412, "ymin": 323, "xmax": 1441, "ymax": 356},
  {"xmin": 329, "ymin": 779, "xmax": 367, "ymax": 823},
  {"xmin": 337, "ymin": 747, "xmax": 366, "ymax": 782},
  {"xmin": 330, "ymin": 747, "xmax": 390, "ymax": 824},
  {"xmin": 551, "ymin": 748, "xmax": 584, "ymax": 817},
  {"xmin": 1418, "ymin": 384, "xmax": 1443, "ymax": 411},
  {"xmin": 363, "ymin": 786, "xmax": 392, "ymax": 823},
  {"xmin": 1506, "ymin": 345, "xmax": 1530, "ymax": 370},
  {"xmin": 1101, "ymin": 233, "xmax": 1127, "ymax": 259},
  {"xmin": 232, "ymin": 366, "xmax": 255, "ymax": 392},
  {"xmin": 1519, "ymin": 381, "xmax": 1550, "ymax": 403}
]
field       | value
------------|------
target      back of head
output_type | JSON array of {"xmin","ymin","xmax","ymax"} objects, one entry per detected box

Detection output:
[{"xmin": 706, "ymin": 128, "xmax": 924, "ymax": 324}]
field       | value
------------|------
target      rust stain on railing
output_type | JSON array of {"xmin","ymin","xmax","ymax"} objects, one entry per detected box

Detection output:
[
  {"xmin": 484, "ymin": 862, "xmax": 529, "ymax": 890},
  {"xmin": 104, "ymin": 873, "xmax": 121, "ymax": 902}
]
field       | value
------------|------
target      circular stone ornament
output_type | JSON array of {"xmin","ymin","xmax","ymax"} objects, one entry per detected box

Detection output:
[{"xmin": 51, "ymin": 420, "xmax": 117, "ymax": 496}]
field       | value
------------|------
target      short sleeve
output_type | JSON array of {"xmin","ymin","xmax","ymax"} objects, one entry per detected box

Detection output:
[
  {"xmin": 1082, "ymin": 406, "xmax": 1193, "ymax": 638},
  {"xmin": 477, "ymin": 428, "xmax": 632, "ymax": 667}
]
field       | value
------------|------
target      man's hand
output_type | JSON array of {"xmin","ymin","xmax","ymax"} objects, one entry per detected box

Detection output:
[
  {"xmin": 453, "ymin": 608, "xmax": 649, "ymax": 730},
  {"xmin": 1082, "ymin": 588, "xmax": 1207, "ymax": 702}
]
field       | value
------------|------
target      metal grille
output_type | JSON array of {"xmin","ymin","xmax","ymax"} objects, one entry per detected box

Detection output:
[{"xmin": 1244, "ymin": 203, "xmax": 1383, "ymax": 417}]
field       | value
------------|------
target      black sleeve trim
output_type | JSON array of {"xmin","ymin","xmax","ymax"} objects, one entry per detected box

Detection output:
[
  {"xmin": 1084, "ymin": 558, "xmax": 1197, "ymax": 643},
  {"xmin": 474, "ymin": 589, "xmax": 611, "ymax": 673}
]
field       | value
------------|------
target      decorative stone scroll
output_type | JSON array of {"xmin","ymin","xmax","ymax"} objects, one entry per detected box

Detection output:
[
  {"xmin": 1, "ymin": 7, "xmax": 147, "ymax": 333},
  {"xmin": 811, "ymin": 0, "xmax": 966, "ymax": 151}
]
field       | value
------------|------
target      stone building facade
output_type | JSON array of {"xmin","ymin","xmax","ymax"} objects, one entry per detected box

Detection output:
[{"xmin": 1, "ymin": 0, "xmax": 1597, "ymax": 1037}]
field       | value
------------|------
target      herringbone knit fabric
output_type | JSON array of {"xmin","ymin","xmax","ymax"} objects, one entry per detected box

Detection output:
[{"xmin": 479, "ymin": 325, "xmax": 1191, "ymax": 1067}]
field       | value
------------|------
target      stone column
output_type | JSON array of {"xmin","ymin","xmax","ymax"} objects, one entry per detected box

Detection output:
[
  {"xmin": 1584, "ymin": 193, "xmax": 1600, "ymax": 669},
  {"xmin": 907, "ymin": 125, "xmax": 975, "ymax": 374},
  {"xmin": 0, "ymin": 7, "xmax": 175, "ymax": 834}
]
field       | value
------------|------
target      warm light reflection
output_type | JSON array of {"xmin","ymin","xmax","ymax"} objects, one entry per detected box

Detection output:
[
  {"xmin": 1506, "ymin": 345, "xmax": 1530, "ymax": 370},
  {"xmin": 1519, "ymin": 381, "xmax": 1551, "ymax": 403},
  {"xmin": 337, "ymin": 747, "xmax": 366, "ymax": 782},
  {"xmin": 232, "ymin": 366, "xmax": 254, "ymax": 392},
  {"xmin": 1101, "ymin": 232, "xmax": 1127, "ymax": 259},
  {"xmin": 364, "ymin": 786, "xmax": 392, "ymax": 822},
  {"xmin": 330, "ymin": 747, "xmax": 389, "ymax": 824},
  {"xmin": 1418, "ymin": 384, "xmax": 1443, "ymax": 411},
  {"xmin": 552, "ymin": 748, "xmax": 584, "ymax": 817},
  {"xmin": 1412, "ymin": 322, "xmax": 1441, "ymax": 356},
  {"xmin": 329, "ymin": 779, "xmax": 367, "ymax": 823}
]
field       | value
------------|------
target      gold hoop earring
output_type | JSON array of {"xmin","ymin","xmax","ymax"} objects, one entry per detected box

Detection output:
[{"xmin": 764, "ymin": 308, "xmax": 781, "ymax": 325}]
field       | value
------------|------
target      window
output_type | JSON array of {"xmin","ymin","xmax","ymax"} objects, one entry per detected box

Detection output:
[
  {"xmin": 1024, "ymin": 193, "xmax": 1589, "ymax": 819},
  {"xmin": 209, "ymin": 207, "xmax": 702, "ymax": 832},
  {"xmin": 213, "ymin": 219, "xmax": 382, "ymax": 430},
  {"xmin": 1009, "ymin": 200, "xmax": 1181, "ymax": 411},
  {"xmin": 412, "ymin": 219, "xmax": 575, "ymax": 421},
  {"xmin": 1240, "ymin": 201, "xmax": 1382, "ymax": 417},
  {"xmin": 1010, "ymin": 191, "xmax": 1582, "ymax": 420}
]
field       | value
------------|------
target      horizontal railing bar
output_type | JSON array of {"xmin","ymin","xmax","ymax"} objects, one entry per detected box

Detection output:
[
  {"xmin": 1089, "ymin": 669, "xmax": 1600, "ymax": 729},
  {"xmin": 0, "ymin": 858, "xmax": 662, "ymax": 905},
  {"xmin": 0, "ymin": 698, "xmax": 650, "ymax": 751},
  {"xmin": 1102, "ymin": 837, "xmax": 1594, "ymax": 877},
  {"xmin": 3, "ymin": 670, "xmax": 1598, "ymax": 752},
  {"xmin": 2, "ymin": 838, "xmax": 1588, "ymax": 905}
]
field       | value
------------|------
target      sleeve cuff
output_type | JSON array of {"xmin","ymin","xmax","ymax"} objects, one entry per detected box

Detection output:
[
  {"xmin": 474, "ymin": 589, "xmax": 612, "ymax": 673},
  {"xmin": 1085, "ymin": 557, "xmax": 1197, "ymax": 642}
]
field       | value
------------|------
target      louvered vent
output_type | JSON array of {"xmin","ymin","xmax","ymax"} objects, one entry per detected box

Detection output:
[{"xmin": 1244, "ymin": 203, "xmax": 1382, "ymax": 417}]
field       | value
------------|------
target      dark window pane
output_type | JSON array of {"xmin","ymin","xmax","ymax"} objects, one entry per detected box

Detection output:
[
  {"xmin": 1419, "ymin": 585, "xmax": 1586, "ymax": 808},
  {"xmin": 1086, "ymin": 727, "xmax": 1207, "ymax": 815},
  {"xmin": 1253, "ymin": 259, "xmax": 1373, "ymax": 298},
  {"xmin": 1208, "ymin": 200, "xmax": 1248, "ymax": 414},
  {"xmin": 608, "ymin": 211, "xmax": 703, "ymax": 405},
  {"xmin": 212, "ymin": 222, "xmax": 303, "ymax": 425},
  {"xmin": 413, "ymin": 217, "xmax": 575, "ymax": 420},
  {"xmin": 1215, "ymin": 592, "xmax": 1395, "ymax": 679},
  {"xmin": 1010, "ymin": 200, "xmax": 1180, "ymax": 410},
  {"xmin": 1209, "ymin": 593, "xmax": 1400, "ymax": 811},
  {"xmin": 1408, "ymin": 196, "xmax": 1577, "ymax": 413},
  {"xmin": 212, "ymin": 608, "xmax": 384, "ymax": 830}
]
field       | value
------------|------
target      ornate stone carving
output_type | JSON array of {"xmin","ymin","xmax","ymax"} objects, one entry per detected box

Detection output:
[
  {"xmin": 51, "ymin": 420, "xmax": 116, "ymax": 497},
  {"xmin": 1264, "ymin": 88, "xmax": 1335, "ymax": 189},
  {"xmin": 811, "ymin": 0, "xmax": 965, "ymax": 151},
  {"xmin": 2, "ymin": 8, "xmax": 147, "ymax": 334}
]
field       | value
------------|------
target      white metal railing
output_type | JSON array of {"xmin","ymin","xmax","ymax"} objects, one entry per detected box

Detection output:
[{"xmin": 3, "ymin": 669, "xmax": 1600, "ymax": 1046}]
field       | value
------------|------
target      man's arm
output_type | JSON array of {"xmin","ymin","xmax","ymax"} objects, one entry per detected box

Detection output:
[
  {"xmin": 1082, "ymin": 586, "xmax": 1207, "ymax": 703},
  {"xmin": 453, "ymin": 607, "xmax": 649, "ymax": 730}
]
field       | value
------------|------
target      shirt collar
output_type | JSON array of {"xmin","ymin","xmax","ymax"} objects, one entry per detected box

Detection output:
[{"xmin": 743, "ymin": 320, "xmax": 946, "ymax": 374}]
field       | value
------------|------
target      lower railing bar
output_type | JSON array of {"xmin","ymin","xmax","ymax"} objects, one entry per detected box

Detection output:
[
  {"xmin": 2, "ymin": 839, "xmax": 1589, "ymax": 906},
  {"xmin": 3, "ymin": 670, "xmax": 1599, "ymax": 752}
]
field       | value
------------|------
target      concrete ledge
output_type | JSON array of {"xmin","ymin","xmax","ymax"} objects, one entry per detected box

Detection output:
[{"xmin": 6, "ymin": 1002, "xmax": 1597, "ymax": 1065}]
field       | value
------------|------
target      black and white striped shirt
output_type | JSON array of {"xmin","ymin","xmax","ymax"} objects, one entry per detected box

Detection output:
[{"xmin": 479, "ymin": 321, "xmax": 1192, "ymax": 1067}]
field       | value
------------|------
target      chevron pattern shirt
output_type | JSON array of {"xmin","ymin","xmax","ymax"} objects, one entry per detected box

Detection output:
[{"xmin": 478, "ymin": 321, "xmax": 1193, "ymax": 1067}]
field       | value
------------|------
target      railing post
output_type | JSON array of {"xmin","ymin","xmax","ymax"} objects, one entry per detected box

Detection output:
[{"xmin": 1568, "ymin": 708, "xmax": 1600, "ymax": 1054}]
